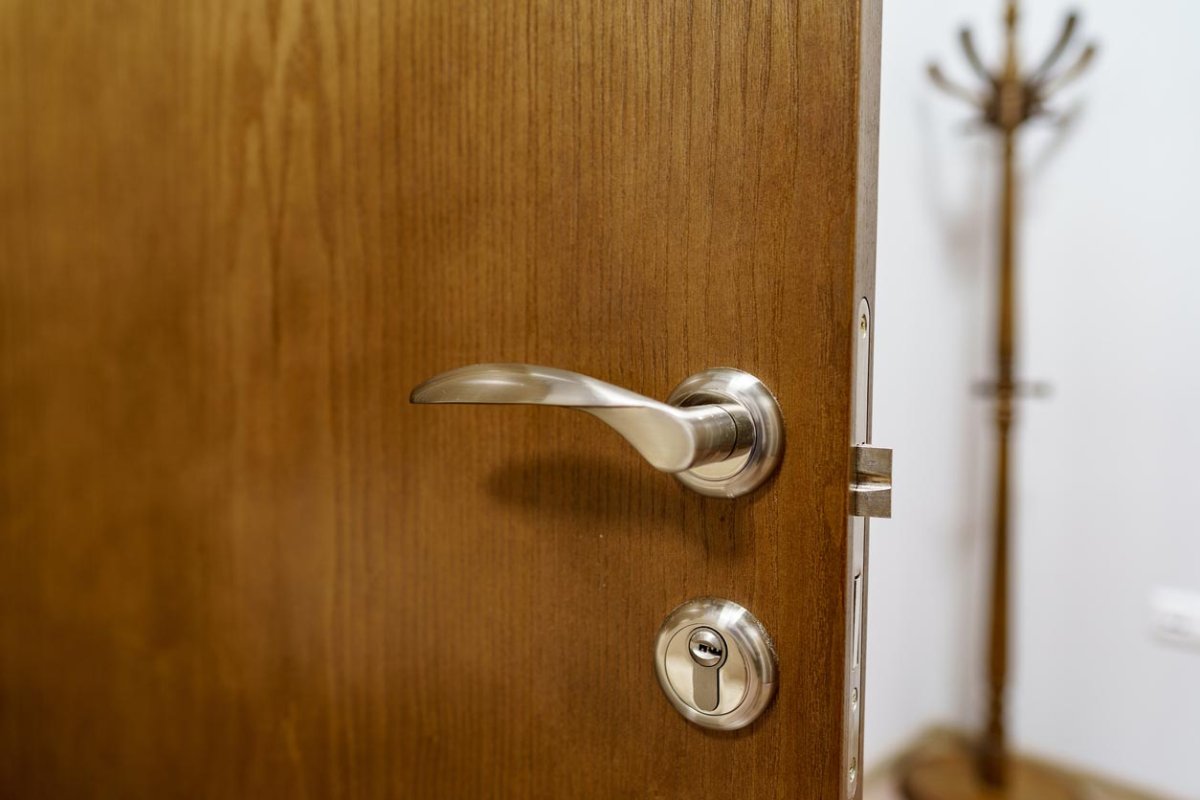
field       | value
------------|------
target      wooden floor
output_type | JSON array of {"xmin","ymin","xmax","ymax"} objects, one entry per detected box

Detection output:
[{"xmin": 864, "ymin": 730, "xmax": 1167, "ymax": 800}]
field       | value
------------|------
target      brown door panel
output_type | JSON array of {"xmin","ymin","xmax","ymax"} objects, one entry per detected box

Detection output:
[{"xmin": 0, "ymin": 2, "xmax": 881, "ymax": 797}]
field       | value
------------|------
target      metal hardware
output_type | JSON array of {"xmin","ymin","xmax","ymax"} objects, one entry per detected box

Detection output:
[
  {"xmin": 655, "ymin": 598, "xmax": 777, "ymax": 730},
  {"xmin": 850, "ymin": 445, "xmax": 893, "ymax": 518},
  {"xmin": 687, "ymin": 628, "xmax": 726, "ymax": 667},
  {"xmin": 665, "ymin": 368, "xmax": 785, "ymax": 497},
  {"xmin": 845, "ymin": 297, "xmax": 876, "ymax": 797},
  {"xmin": 410, "ymin": 364, "xmax": 783, "ymax": 498},
  {"xmin": 687, "ymin": 628, "xmax": 727, "ymax": 712}
]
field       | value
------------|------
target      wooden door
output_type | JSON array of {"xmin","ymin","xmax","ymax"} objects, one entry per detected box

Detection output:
[{"xmin": 0, "ymin": 1, "xmax": 882, "ymax": 797}]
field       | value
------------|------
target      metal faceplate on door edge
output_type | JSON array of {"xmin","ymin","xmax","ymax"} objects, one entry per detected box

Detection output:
[
  {"xmin": 844, "ymin": 297, "xmax": 889, "ymax": 798},
  {"xmin": 654, "ymin": 598, "xmax": 778, "ymax": 730}
]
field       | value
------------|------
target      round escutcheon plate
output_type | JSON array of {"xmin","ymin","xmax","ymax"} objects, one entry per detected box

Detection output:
[
  {"xmin": 667, "ymin": 369, "xmax": 784, "ymax": 498},
  {"xmin": 654, "ymin": 597, "xmax": 778, "ymax": 730}
]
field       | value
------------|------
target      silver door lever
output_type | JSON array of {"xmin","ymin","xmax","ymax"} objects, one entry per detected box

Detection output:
[{"xmin": 410, "ymin": 364, "xmax": 783, "ymax": 498}]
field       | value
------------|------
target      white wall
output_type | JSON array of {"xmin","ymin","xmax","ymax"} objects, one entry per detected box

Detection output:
[{"xmin": 866, "ymin": 2, "xmax": 1200, "ymax": 798}]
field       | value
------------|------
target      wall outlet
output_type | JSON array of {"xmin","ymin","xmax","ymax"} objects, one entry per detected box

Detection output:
[{"xmin": 1149, "ymin": 587, "xmax": 1200, "ymax": 652}]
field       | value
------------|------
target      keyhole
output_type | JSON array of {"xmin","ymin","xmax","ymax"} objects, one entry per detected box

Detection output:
[{"xmin": 686, "ymin": 627, "xmax": 727, "ymax": 713}]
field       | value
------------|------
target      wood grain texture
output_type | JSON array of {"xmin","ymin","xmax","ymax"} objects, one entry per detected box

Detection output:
[{"xmin": 0, "ymin": 1, "xmax": 880, "ymax": 797}]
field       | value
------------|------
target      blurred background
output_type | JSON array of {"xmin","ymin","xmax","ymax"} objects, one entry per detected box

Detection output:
[{"xmin": 866, "ymin": 0, "xmax": 1200, "ymax": 798}]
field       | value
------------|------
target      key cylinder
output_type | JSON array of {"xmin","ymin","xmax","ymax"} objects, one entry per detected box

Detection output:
[{"xmin": 687, "ymin": 627, "xmax": 727, "ymax": 711}]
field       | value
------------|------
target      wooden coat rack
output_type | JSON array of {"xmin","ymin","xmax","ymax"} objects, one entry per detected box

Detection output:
[{"xmin": 901, "ymin": 3, "xmax": 1096, "ymax": 798}]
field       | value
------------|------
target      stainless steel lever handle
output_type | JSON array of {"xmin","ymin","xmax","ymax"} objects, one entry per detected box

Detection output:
[{"xmin": 410, "ymin": 364, "xmax": 784, "ymax": 498}]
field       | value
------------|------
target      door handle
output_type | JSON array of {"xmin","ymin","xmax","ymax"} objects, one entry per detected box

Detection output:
[{"xmin": 410, "ymin": 364, "xmax": 783, "ymax": 497}]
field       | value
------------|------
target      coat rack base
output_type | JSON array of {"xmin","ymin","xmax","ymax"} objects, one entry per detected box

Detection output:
[{"xmin": 898, "ymin": 731, "xmax": 1157, "ymax": 800}]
